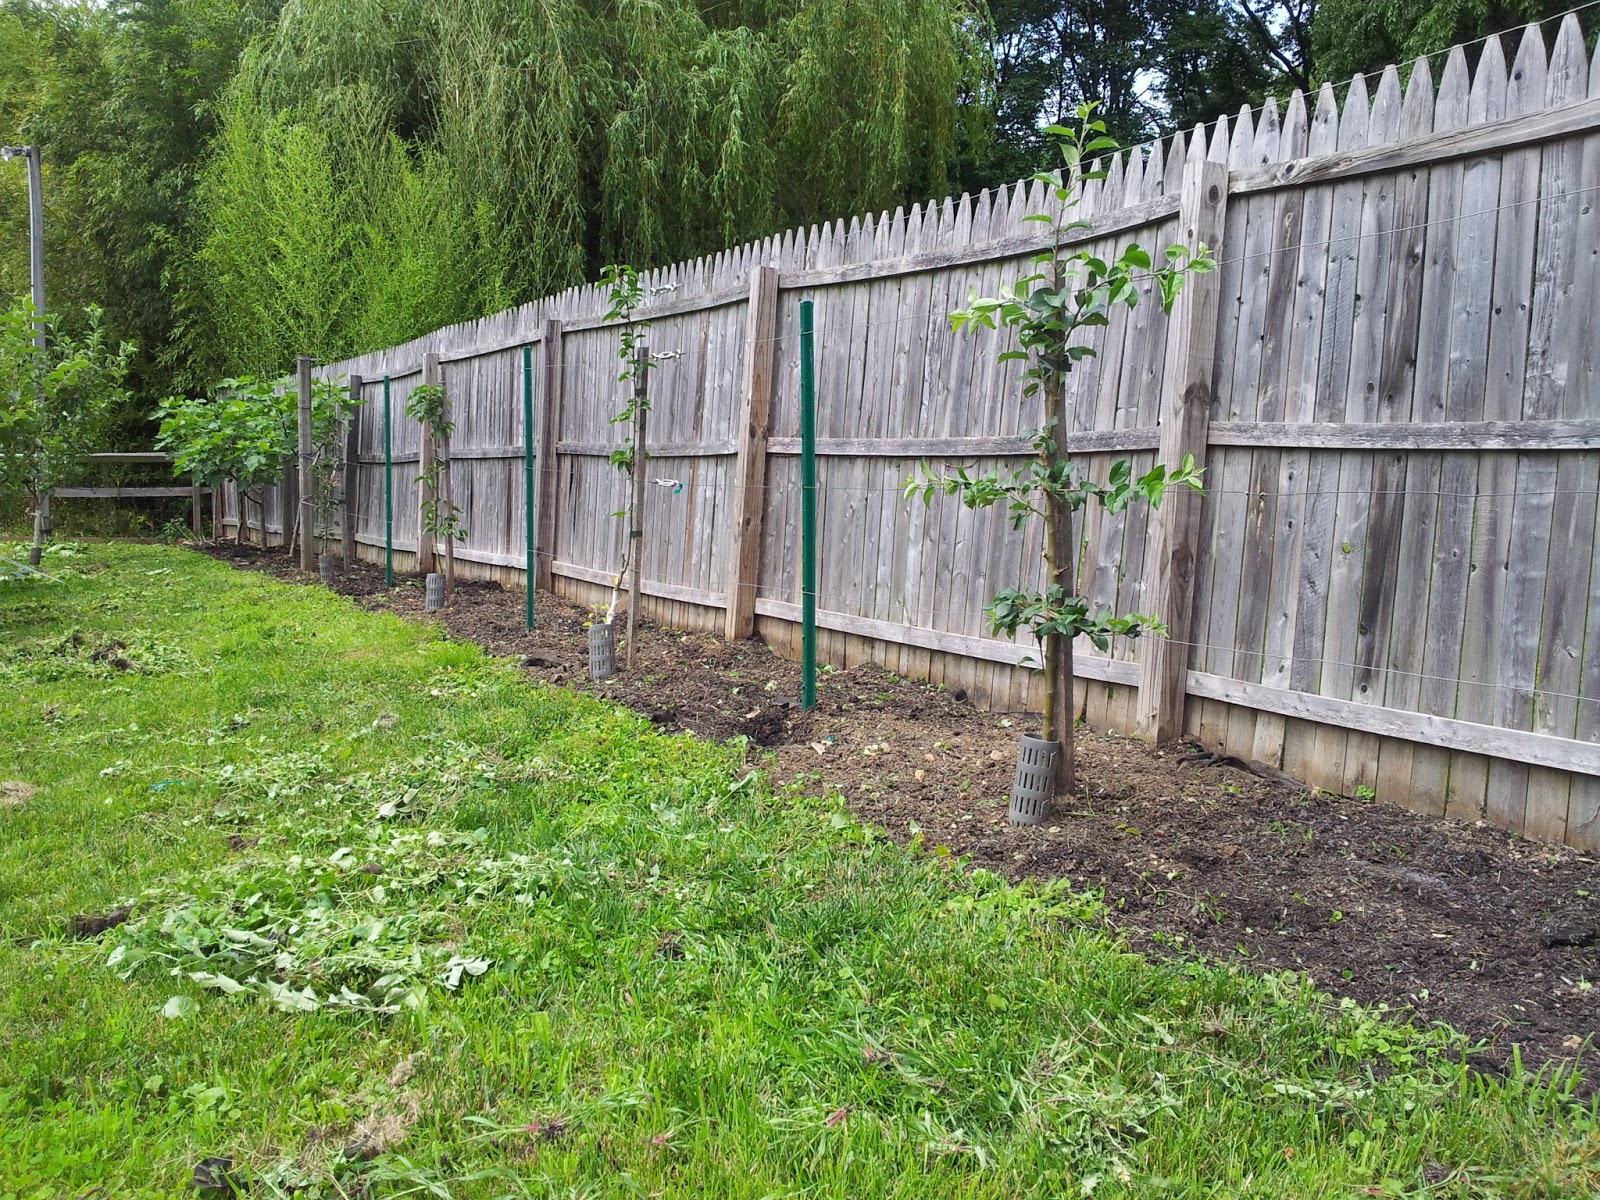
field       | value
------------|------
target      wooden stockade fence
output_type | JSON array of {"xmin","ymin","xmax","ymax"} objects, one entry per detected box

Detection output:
[{"xmin": 225, "ymin": 19, "xmax": 1600, "ymax": 851}]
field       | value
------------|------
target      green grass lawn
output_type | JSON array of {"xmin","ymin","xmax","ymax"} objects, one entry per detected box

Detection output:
[{"xmin": 0, "ymin": 543, "xmax": 1595, "ymax": 1199}]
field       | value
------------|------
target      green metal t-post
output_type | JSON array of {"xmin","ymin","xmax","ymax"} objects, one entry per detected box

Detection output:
[
  {"xmin": 383, "ymin": 375, "xmax": 394, "ymax": 589},
  {"xmin": 523, "ymin": 343, "xmax": 536, "ymax": 631},
  {"xmin": 799, "ymin": 299, "xmax": 817, "ymax": 710}
]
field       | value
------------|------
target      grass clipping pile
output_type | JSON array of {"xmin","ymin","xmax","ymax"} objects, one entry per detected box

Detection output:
[{"xmin": 216, "ymin": 544, "xmax": 1600, "ymax": 1074}]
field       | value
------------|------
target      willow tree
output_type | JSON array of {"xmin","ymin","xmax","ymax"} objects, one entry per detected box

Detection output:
[{"xmin": 181, "ymin": 0, "xmax": 993, "ymax": 379}]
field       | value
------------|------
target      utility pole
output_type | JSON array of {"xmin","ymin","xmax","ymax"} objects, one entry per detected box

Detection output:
[
  {"xmin": 3, "ymin": 145, "xmax": 44, "ymax": 349},
  {"xmin": 5, "ymin": 145, "xmax": 47, "ymax": 565},
  {"xmin": 23, "ymin": 146, "xmax": 42, "ymax": 351}
]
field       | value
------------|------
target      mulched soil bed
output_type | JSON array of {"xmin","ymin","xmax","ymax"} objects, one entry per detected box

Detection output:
[{"xmin": 206, "ymin": 543, "xmax": 1600, "ymax": 1078}]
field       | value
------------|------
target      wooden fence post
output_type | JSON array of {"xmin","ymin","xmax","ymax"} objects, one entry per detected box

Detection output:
[
  {"xmin": 343, "ymin": 374, "xmax": 362, "ymax": 566},
  {"xmin": 297, "ymin": 355, "xmax": 315, "ymax": 571},
  {"xmin": 725, "ymin": 265, "xmax": 780, "ymax": 640},
  {"xmin": 417, "ymin": 352, "xmax": 440, "ymax": 574},
  {"xmin": 1136, "ymin": 159, "xmax": 1230, "ymax": 743},
  {"xmin": 190, "ymin": 474, "xmax": 202, "ymax": 541},
  {"xmin": 536, "ymin": 321, "xmax": 562, "ymax": 593}
]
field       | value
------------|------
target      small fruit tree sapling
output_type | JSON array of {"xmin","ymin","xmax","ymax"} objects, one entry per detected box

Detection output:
[
  {"xmin": 599, "ymin": 263, "xmax": 676, "ymax": 668},
  {"xmin": 308, "ymin": 381, "xmax": 362, "ymax": 558},
  {"xmin": 908, "ymin": 105, "xmax": 1213, "ymax": 803},
  {"xmin": 406, "ymin": 382, "xmax": 465, "ymax": 597},
  {"xmin": 0, "ymin": 301, "xmax": 133, "ymax": 567}
]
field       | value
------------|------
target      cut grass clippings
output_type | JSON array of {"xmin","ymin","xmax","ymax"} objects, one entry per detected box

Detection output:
[{"xmin": 0, "ymin": 543, "xmax": 1595, "ymax": 1199}]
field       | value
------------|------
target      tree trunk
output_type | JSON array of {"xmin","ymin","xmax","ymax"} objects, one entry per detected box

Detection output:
[
  {"xmin": 1040, "ymin": 372, "xmax": 1076, "ymax": 798},
  {"xmin": 28, "ymin": 490, "xmax": 48, "ymax": 568}
]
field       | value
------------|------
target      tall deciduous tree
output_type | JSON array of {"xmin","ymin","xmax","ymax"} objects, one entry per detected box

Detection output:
[
  {"xmin": 973, "ymin": 1, "xmax": 1311, "ymax": 188},
  {"xmin": 984, "ymin": 0, "xmax": 1159, "ymax": 162},
  {"xmin": 0, "ymin": 0, "xmax": 275, "ymax": 404},
  {"xmin": 1156, "ymin": 0, "xmax": 1295, "ymax": 130},
  {"xmin": 1311, "ymin": 0, "xmax": 1568, "ymax": 82}
]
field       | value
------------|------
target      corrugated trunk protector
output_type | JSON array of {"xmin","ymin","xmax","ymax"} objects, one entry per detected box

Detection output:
[
  {"xmin": 1010, "ymin": 735, "xmax": 1061, "ymax": 826},
  {"xmin": 589, "ymin": 622, "xmax": 616, "ymax": 680}
]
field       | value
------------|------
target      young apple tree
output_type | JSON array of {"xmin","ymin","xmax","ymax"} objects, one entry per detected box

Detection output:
[
  {"xmin": 0, "ymin": 301, "xmax": 133, "ymax": 567},
  {"xmin": 909, "ymin": 105, "xmax": 1214, "ymax": 800},
  {"xmin": 599, "ymin": 263, "xmax": 678, "ymax": 667},
  {"xmin": 406, "ymin": 382, "xmax": 464, "ymax": 594}
]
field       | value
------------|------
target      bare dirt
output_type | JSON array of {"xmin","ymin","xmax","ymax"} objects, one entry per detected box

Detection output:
[{"xmin": 206, "ymin": 544, "xmax": 1600, "ymax": 1079}]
